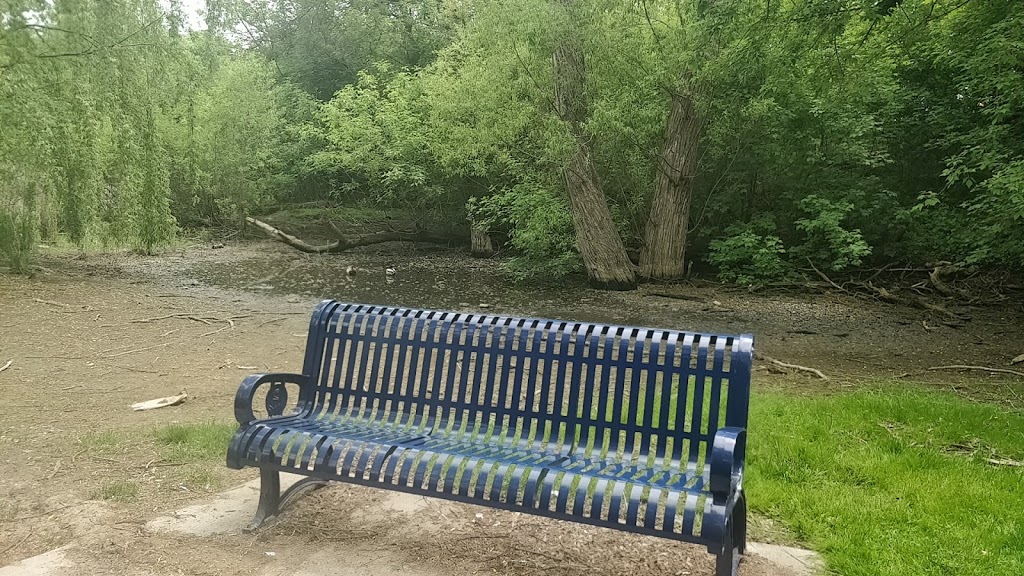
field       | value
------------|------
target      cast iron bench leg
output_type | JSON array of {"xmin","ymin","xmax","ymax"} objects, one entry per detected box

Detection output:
[
  {"xmin": 716, "ymin": 491, "xmax": 746, "ymax": 576},
  {"xmin": 246, "ymin": 467, "xmax": 280, "ymax": 532},
  {"xmin": 735, "ymin": 491, "xmax": 747, "ymax": 555},
  {"xmin": 245, "ymin": 467, "xmax": 331, "ymax": 532}
]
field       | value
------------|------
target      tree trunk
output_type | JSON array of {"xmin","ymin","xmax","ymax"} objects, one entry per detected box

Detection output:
[
  {"xmin": 552, "ymin": 8, "xmax": 636, "ymax": 290},
  {"xmin": 470, "ymin": 225, "xmax": 496, "ymax": 257},
  {"xmin": 640, "ymin": 91, "xmax": 702, "ymax": 280}
]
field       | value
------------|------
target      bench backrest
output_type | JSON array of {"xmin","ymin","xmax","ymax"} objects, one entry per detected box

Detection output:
[{"xmin": 299, "ymin": 301, "xmax": 753, "ymax": 467}]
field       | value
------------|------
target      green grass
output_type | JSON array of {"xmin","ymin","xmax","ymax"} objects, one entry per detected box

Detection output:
[
  {"xmin": 174, "ymin": 466, "xmax": 222, "ymax": 492},
  {"xmin": 748, "ymin": 388, "xmax": 1024, "ymax": 576},
  {"xmin": 146, "ymin": 389, "xmax": 1022, "ymax": 575},
  {"xmin": 95, "ymin": 480, "xmax": 139, "ymax": 502},
  {"xmin": 152, "ymin": 422, "xmax": 237, "ymax": 462},
  {"xmin": 78, "ymin": 429, "xmax": 132, "ymax": 455}
]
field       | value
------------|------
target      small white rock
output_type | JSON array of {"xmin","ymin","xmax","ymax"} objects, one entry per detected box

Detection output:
[{"xmin": 265, "ymin": 551, "xmax": 276, "ymax": 557}]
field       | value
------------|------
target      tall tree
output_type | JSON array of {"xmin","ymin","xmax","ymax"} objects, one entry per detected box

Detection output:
[
  {"xmin": 552, "ymin": 0, "xmax": 635, "ymax": 289},
  {"xmin": 637, "ymin": 0, "xmax": 731, "ymax": 280},
  {"xmin": 640, "ymin": 85, "xmax": 703, "ymax": 279}
]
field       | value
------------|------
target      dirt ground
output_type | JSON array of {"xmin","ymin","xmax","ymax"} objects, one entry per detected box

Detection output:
[{"xmin": 1, "ymin": 240, "xmax": 1021, "ymax": 575}]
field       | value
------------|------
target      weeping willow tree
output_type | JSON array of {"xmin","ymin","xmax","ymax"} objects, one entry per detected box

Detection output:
[{"xmin": 0, "ymin": 0, "xmax": 177, "ymax": 269}]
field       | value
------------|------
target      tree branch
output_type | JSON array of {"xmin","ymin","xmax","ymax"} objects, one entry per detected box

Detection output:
[{"xmin": 929, "ymin": 365, "xmax": 1024, "ymax": 379}]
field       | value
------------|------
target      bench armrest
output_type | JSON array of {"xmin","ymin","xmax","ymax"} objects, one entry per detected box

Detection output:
[
  {"xmin": 234, "ymin": 373, "xmax": 310, "ymax": 425},
  {"xmin": 709, "ymin": 426, "xmax": 746, "ymax": 497}
]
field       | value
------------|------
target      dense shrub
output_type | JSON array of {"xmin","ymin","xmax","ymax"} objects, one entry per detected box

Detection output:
[{"xmin": 708, "ymin": 221, "xmax": 789, "ymax": 285}]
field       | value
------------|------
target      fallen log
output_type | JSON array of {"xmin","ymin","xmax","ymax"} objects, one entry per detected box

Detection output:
[
  {"xmin": 858, "ymin": 281, "xmax": 967, "ymax": 320},
  {"xmin": 864, "ymin": 281, "xmax": 899, "ymax": 304},
  {"xmin": 246, "ymin": 217, "xmax": 468, "ymax": 254}
]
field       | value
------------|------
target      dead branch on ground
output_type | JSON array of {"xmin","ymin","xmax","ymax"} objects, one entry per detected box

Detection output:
[
  {"xmin": 807, "ymin": 259, "xmax": 847, "ymax": 294},
  {"xmin": 928, "ymin": 365, "xmax": 1024, "ymax": 378},
  {"xmin": 639, "ymin": 287, "xmax": 707, "ymax": 302},
  {"xmin": 757, "ymin": 353, "xmax": 828, "ymax": 380},
  {"xmin": 247, "ymin": 216, "xmax": 468, "ymax": 254},
  {"xmin": 33, "ymin": 298, "xmax": 69, "ymax": 307},
  {"xmin": 103, "ymin": 342, "xmax": 173, "ymax": 358}
]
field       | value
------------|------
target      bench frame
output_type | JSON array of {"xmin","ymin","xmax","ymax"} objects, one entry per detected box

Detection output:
[{"xmin": 228, "ymin": 301, "xmax": 752, "ymax": 576}]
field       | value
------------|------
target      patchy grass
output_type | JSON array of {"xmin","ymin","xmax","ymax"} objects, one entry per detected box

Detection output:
[
  {"xmin": 95, "ymin": 480, "xmax": 139, "ymax": 502},
  {"xmin": 748, "ymin": 389, "xmax": 1024, "ymax": 576},
  {"xmin": 143, "ymin": 390, "xmax": 1021, "ymax": 575},
  {"xmin": 153, "ymin": 422, "xmax": 237, "ymax": 462},
  {"xmin": 77, "ymin": 429, "xmax": 136, "ymax": 456},
  {"xmin": 170, "ymin": 465, "xmax": 224, "ymax": 493}
]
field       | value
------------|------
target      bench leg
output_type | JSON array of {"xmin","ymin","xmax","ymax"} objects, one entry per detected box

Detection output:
[
  {"xmin": 246, "ymin": 467, "xmax": 281, "ymax": 533},
  {"xmin": 734, "ymin": 491, "xmax": 747, "ymax": 555},
  {"xmin": 715, "ymin": 491, "xmax": 746, "ymax": 576},
  {"xmin": 245, "ymin": 469, "xmax": 330, "ymax": 533}
]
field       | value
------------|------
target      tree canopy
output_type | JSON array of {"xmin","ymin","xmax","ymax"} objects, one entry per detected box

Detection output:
[{"xmin": 1, "ymin": 0, "xmax": 1021, "ymax": 283}]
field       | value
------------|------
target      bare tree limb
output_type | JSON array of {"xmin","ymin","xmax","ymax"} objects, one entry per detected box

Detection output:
[{"xmin": 807, "ymin": 258, "xmax": 848, "ymax": 294}]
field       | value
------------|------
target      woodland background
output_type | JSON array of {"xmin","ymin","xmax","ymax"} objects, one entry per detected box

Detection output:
[{"xmin": 1, "ymin": 0, "xmax": 1022, "ymax": 287}]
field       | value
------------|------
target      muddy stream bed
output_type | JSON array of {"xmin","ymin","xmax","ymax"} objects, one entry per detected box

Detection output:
[
  {"xmin": 0, "ymin": 239, "xmax": 1021, "ymax": 574},
  {"xmin": 171, "ymin": 240, "xmax": 1024, "ymax": 379}
]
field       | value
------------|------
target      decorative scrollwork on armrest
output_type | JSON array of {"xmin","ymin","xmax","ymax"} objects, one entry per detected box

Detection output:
[
  {"xmin": 234, "ymin": 373, "xmax": 309, "ymax": 425},
  {"xmin": 265, "ymin": 383, "xmax": 289, "ymax": 416}
]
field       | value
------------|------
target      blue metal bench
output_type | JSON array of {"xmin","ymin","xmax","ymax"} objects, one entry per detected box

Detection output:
[{"xmin": 227, "ymin": 300, "xmax": 753, "ymax": 576}]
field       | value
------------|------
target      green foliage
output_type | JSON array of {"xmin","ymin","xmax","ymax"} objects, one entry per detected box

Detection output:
[
  {"xmin": 0, "ymin": 189, "xmax": 37, "ymax": 273},
  {"xmin": 708, "ymin": 222, "xmax": 789, "ymax": 285},
  {"xmin": 468, "ymin": 183, "xmax": 581, "ymax": 283},
  {"xmin": 3, "ymin": 0, "xmax": 1024, "ymax": 281},
  {"xmin": 229, "ymin": 0, "xmax": 455, "ymax": 100},
  {"xmin": 928, "ymin": 2, "xmax": 1024, "ymax": 268},
  {"xmin": 750, "ymin": 388, "xmax": 1024, "ymax": 576},
  {"xmin": 793, "ymin": 195, "xmax": 872, "ymax": 272},
  {"xmin": 1, "ymin": 0, "xmax": 180, "ymax": 262},
  {"xmin": 312, "ymin": 67, "xmax": 436, "ymax": 204},
  {"xmin": 189, "ymin": 52, "xmax": 312, "ymax": 226}
]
